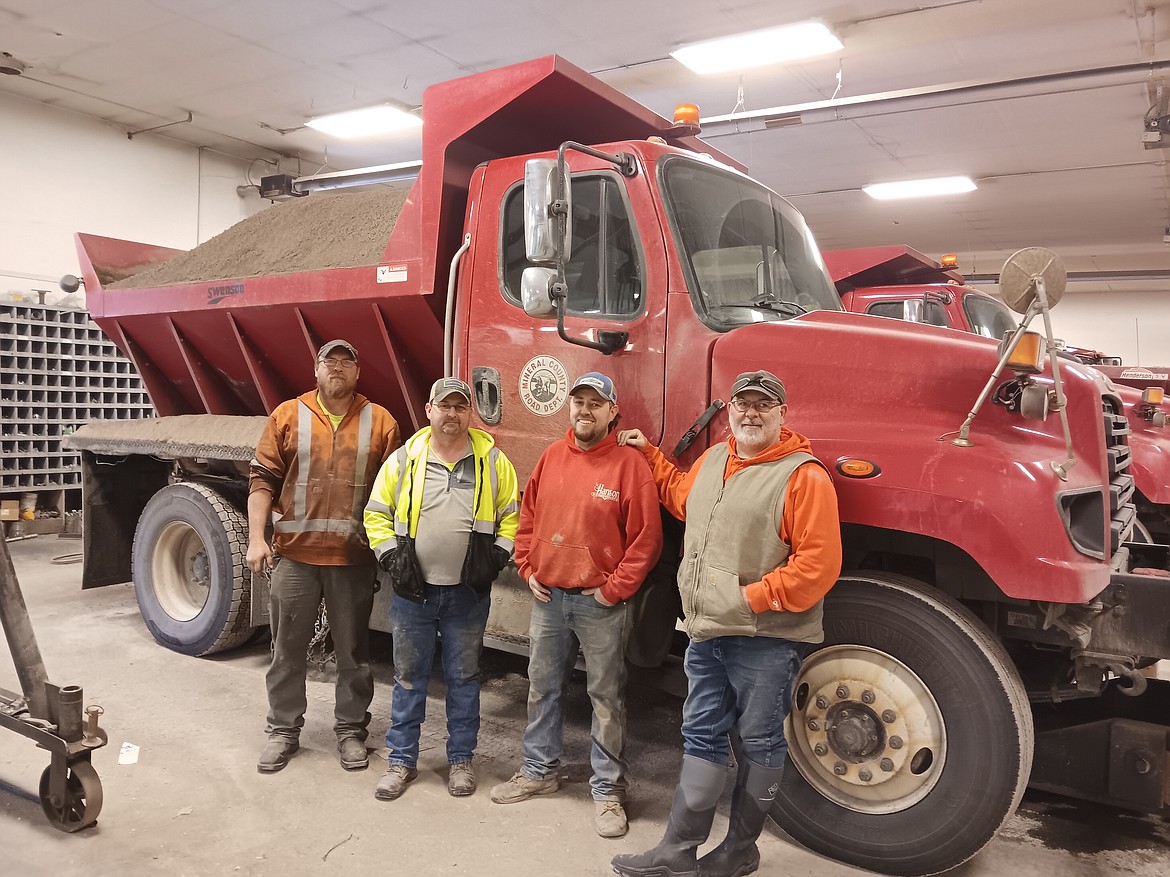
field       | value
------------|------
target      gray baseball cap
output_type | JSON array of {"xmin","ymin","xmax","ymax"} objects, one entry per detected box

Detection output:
[
  {"xmin": 429, "ymin": 377, "xmax": 472, "ymax": 403},
  {"xmin": 729, "ymin": 370, "xmax": 786, "ymax": 403},
  {"xmin": 317, "ymin": 339, "xmax": 358, "ymax": 361}
]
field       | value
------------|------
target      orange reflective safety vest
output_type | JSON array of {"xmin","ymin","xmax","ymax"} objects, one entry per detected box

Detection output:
[{"xmin": 249, "ymin": 390, "xmax": 400, "ymax": 566}]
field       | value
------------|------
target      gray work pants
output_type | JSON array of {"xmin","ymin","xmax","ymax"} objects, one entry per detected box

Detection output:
[{"xmin": 264, "ymin": 556, "xmax": 376, "ymax": 743}]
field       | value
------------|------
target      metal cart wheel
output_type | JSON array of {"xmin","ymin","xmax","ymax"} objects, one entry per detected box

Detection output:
[{"xmin": 39, "ymin": 759, "xmax": 103, "ymax": 832}]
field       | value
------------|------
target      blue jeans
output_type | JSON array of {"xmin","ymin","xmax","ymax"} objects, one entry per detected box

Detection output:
[
  {"xmin": 522, "ymin": 589, "xmax": 632, "ymax": 801},
  {"xmin": 681, "ymin": 635, "xmax": 805, "ymax": 767},
  {"xmin": 386, "ymin": 584, "xmax": 492, "ymax": 768}
]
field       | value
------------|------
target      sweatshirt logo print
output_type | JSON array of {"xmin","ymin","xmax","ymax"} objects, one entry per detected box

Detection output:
[{"xmin": 592, "ymin": 483, "xmax": 620, "ymax": 503}]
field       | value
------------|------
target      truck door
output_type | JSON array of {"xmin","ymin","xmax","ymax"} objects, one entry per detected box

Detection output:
[{"xmin": 462, "ymin": 162, "xmax": 667, "ymax": 483}]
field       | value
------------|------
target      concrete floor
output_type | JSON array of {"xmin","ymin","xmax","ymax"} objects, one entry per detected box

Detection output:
[{"xmin": 2, "ymin": 534, "xmax": 1168, "ymax": 877}]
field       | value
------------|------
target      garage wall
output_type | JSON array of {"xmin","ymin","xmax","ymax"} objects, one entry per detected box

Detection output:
[
  {"xmin": 0, "ymin": 91, "xmax": 269, "ymax": 308},
  {"xmin": 1051, "ymin": 292, "xmax": 1170, "ymax": 367}
]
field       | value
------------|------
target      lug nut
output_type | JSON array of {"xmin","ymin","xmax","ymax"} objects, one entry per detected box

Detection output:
[
  {"xmin": 833, "ymin": 761, "xmax": 848, "ymax": 776},
  {"xmin": 861, "ymin": 690, "xmax": 875, "ymax": 704},
  {"xmin": 881, "ymin": 710, "xmax": 897, "ymax": 724},
  {"xmin": 880, "ymin": 758, "xmax": 894, "ymax": 772},
  {"xmin": 815, "ymin": 695, "xmax": 829, "ymax": 710},
  {"xmin": 840, "ymin": 709, "xmax": 850, "ymax": 719},
  {"xmin": 858, "ymin": 769, "xmax": 873, "ymax": 782},
  {"xmin": 814, "ymin": 743, "xmax": 828, "ymax": 757},
  {"xmin": 807, "ymin": 719, "xmax": 820, "ymax": 732},
  {"xmin": 836, "ymin": 685, "xmax": 850, "ymax": 699},
  {"xmin": 889, "ymin": 736, "xmax": 903, "ymax": 750}
]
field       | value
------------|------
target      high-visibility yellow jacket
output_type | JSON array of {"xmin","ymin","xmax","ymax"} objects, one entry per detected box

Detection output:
[
  {"xmin": 249, "ymin": 391, "xmax": 400, "ymax": 565},
  {"xmin": 363, "ymin": 426, "xmax": 519, "ymax": 563}
]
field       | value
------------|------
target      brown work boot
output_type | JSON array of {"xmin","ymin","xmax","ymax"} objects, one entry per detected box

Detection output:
[
  {"xmin": 489, "ymin": 771, "xmax": 560, "ymax": 804},
  {"xmin": 257, "ymin": 737, "xmax": 299, "ymax": 773},
  {"xmin": 448, "ymin": 762, "xmax": 477, "ymax": 797},
  {"xmin": 374, "ymin": 764, "xmax": 418, "ymax": 801},
  {"xmin": 338, "ymin": 737, "xmax": 369, "ymax": 771},
  {"xmin": 595, "ymin": 799, "xmax": 629, "ymax": 838}
]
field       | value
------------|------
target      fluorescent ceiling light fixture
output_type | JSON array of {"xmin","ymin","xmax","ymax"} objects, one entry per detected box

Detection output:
[
  {"xmin": 671, "ymin": 21, "xmax": 843, "ymax": 75},
  {"xmin": 305, "ymin": 105, "xmax": 421, "ymax": 139},
  {"xmin": 863, "ymin": 176, "xmax": 977, "ymax": 200}
]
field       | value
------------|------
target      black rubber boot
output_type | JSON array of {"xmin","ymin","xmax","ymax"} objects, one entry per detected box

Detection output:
[
  {"xmin": 696, "ymin": 758, "xmax": 785, "ymax": 877},
  {"xmin": 611, "ymin": 756, "xmax": 728, "ymax": 877}
]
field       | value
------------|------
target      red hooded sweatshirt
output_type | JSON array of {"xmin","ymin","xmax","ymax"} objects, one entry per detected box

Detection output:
[{"xmin": 515, "ymin": 429, "xmax": 663, "ymax": 605}]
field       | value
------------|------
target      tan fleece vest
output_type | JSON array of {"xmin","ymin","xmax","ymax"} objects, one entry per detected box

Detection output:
[{"xmin": 679, "ymin": 443, "xmax": 825, "ymax": 643}]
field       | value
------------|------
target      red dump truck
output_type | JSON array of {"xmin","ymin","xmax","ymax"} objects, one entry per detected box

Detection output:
[
  {"xmin": 67, "ymin": 57, "xmax": 1169, "ymax": 876},
  {"xmin": 829, "ymin": 245, "xmax": 1170, "ymax": 544}
]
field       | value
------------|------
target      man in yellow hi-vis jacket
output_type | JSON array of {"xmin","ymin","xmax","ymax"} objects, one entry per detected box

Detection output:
[{"xmin": 364, "ymin": 377, "xmax": 519, "ymax": 801}]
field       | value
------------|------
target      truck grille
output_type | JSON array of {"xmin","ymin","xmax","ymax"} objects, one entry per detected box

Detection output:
[{"xmin": 1103, "ymin": 399, "xmax": 1136, "ymax": 552}]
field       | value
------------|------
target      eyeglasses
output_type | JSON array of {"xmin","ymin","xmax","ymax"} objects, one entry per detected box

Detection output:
[
  {"xmin": 319, "ymin": 358, "xmax": 357, "ymax": 370},
  {"xmin": 434, "ymin": 402, "xmax": 470, "ymax": 414},
  {"xmin": 729, "ymin": 397, "xmax": 782, "ymax": 413}
]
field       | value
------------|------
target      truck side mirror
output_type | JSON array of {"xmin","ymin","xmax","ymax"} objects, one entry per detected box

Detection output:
[
  {"xmin": 520, "ymin": 266, "xmax": 560, "ymax": 318},
  {"xmin": 524, "ymin": 159, "xmax": 572, "ymax": 264}
]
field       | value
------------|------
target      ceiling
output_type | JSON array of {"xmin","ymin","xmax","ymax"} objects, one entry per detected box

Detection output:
[{"xmin": 3, "ymin": 0, "xmax": 1169, "ymax": 286}]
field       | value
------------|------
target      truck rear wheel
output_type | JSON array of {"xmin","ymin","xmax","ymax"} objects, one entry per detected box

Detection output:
[
  {"xmin": 131, "ymin": 482, "xmax": 255, "ymax": 656},
  {"xmin": 772, "ymin": 573, "xmax": 1033, "ymax": 876}
]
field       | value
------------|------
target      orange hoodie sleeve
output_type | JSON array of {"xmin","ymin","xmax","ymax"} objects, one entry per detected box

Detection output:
[
  {"xmin": 599, "ymin": 460, "xmax": 664, "ymax": 604},
  {"xmin": 513, "ymin": 448, "xmax": 547, "ymax": 583},
  {"xmin": 639, "ymin": 444, "xmax": 718, "ymax": 521},
  {"xmin": 744, "ymin": 462, "xmax": 842, "ymax": 614}
]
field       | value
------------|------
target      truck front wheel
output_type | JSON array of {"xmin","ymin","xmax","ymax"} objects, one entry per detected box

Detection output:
[
  {"xmin": 772, "ymin": 573, "xmax": 1033, "ymax": 876},
  {"xmin": 131, "ymin": 482, "xmax": 255, "ymax": 656}
]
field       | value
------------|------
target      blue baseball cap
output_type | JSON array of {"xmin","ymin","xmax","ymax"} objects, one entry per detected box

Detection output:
[{"xmin": 569, "ymin": 372, "xmax": 617, "ymax": 403}]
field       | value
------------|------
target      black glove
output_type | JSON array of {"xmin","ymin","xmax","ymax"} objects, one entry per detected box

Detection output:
[
  {"xmin": 378, "ymin": 548, "xmax": 397, "ymax": 574},
  {"xmin": 492, "ymin": 545, "xmax": 511, "ymax": 572}
]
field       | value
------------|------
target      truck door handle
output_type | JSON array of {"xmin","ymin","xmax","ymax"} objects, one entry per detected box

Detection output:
[{"xmin": 472, "ymin": 366, "xmax": 502, "ymax": 425}]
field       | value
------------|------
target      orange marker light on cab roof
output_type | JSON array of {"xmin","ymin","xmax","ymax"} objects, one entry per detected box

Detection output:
[
  {"xmin": 1143, "ymin": 387, "xmax": 1165, "ymax": 405},
  {"xmin": 836, "ymin": 458, "xmax": 879, "ymax": 479},
  {"xmin": 940, "ymin": 253, "xmax": 959, "ymax": 268},
  {"xmin": 674, "ymin": 103, "xmax": 701, "ymax": 128}
]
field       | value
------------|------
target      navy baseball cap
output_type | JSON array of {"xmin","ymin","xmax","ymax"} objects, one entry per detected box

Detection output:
[{"xmin": 569, "ymin": 372, "xmax": 617, "ymax": 403}]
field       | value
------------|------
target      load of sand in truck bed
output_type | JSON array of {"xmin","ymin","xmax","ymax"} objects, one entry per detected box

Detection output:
[{"xmin": 109, "ymin": 187, "xmax": 410, "ymax": 289}]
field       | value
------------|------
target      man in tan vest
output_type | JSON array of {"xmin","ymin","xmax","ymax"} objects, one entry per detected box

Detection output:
[{"xmin": 612, "ymin": 370, "xmax": 841, "ymax": 877}]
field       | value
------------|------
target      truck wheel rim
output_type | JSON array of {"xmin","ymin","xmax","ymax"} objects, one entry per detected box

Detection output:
[
  {"xmin": 152, "ymin": 520, "xmax": 211, "ymax": 622},
  {"xmin": 786, "ymin": 644, "xmax": 947, "ymax": 815}
]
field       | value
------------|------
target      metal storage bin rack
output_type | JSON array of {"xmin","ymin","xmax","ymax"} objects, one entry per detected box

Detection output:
[{"xmin": 1, "ymin": 303, "xmax": 152, "ymax": 503}]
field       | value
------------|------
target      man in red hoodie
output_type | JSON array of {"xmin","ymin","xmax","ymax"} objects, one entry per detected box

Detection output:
[
  {"xmin": 489, "ymin": 372, "xmax": 662, "ymax": 840},
  {"xmin": 612, "ymin": 370, "xmax": 841, "ymax": 877}
]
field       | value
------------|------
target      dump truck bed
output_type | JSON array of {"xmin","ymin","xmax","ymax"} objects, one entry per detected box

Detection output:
[{"xmin": 74, "ymin": 55, "xmax": 738, "ymax": 433}]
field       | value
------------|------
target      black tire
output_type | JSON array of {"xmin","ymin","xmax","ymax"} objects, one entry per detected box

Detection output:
[
  {"xmin": 772, "ymin": 573, "xmax": 1033, "ymax": 876},
  {"xmin": 131, "ymin": 482, "xmax": 254, "ymax": 656}
]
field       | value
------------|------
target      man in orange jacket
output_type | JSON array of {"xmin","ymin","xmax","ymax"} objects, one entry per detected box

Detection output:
[
  {"xmin": 489, "ymin": 372, "xmax": 662, "ymax": 840},
  {"xmin": 247, "ymin": 340, "xmax": 400, "ymax": 774},
  {"xmin": 612, "ymin": 370, "xmax": 841, "ymax": 877}
]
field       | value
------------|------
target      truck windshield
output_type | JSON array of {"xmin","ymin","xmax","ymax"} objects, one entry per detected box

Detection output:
[
  {"xmin": 963, "ymin": 293, "xmax": 1017, "ymax": 339},
  {"xmin": 659, "ymin": 157, "xmax": 839, "ymax": 329}
]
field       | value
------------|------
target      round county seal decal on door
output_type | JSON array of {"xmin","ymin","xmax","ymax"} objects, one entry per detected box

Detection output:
[{"xmin": 519, "ymin": 355, "xmax": 569, "ymax": 416}]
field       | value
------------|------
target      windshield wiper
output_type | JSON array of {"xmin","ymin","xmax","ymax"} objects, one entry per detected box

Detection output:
[{"xmin": 741, "ymin": 296, "xmax": 808, "ymax": 316}]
